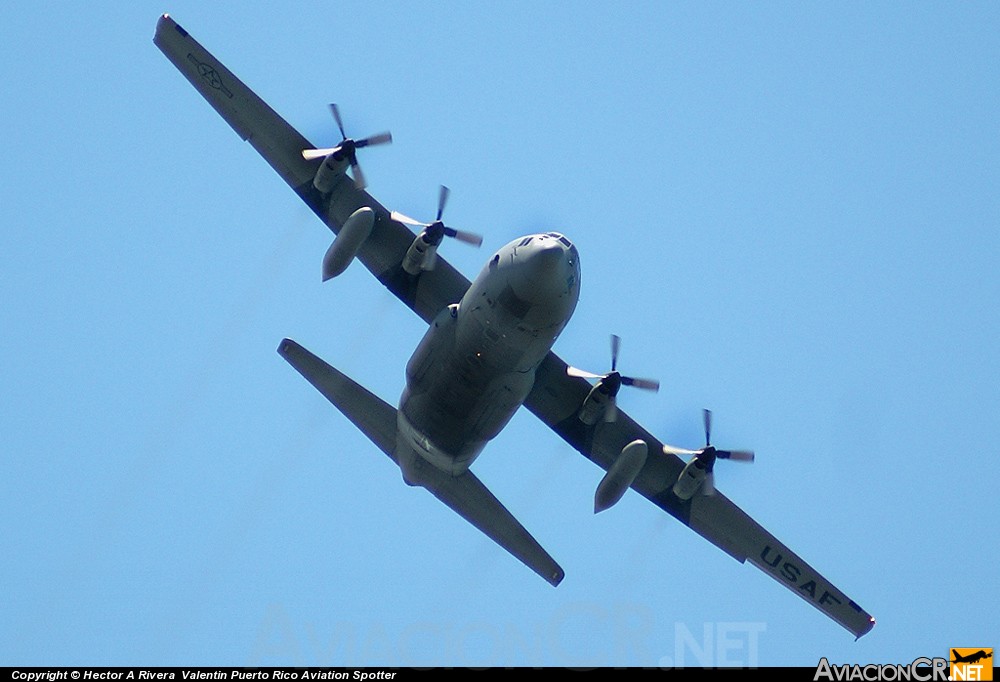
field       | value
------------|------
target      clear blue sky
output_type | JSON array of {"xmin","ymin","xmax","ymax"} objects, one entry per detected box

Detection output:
[{"xmin": 2, "ymin": 1, "xmax": 998, "ymax": 667}]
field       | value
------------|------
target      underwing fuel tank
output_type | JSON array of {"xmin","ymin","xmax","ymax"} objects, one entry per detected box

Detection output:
[
  {"xmin": 593, "ymin": 439, "xmax": 648, "ymax": 513},
  {"xmin": 322, "ymin": 207, "xmax": 375, "ymax": 281}
]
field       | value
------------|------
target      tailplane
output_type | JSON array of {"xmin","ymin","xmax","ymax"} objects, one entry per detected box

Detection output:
[
  {"xmin": 277, "ymin": 338, "xmax": 565, "ymax": 586},
  {"xmin": 278, "ymin": 338, "xmax": 397, "ymax": 461}
]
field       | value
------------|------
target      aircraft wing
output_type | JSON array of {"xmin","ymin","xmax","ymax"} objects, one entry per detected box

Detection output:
[
  {"xmin": 523, "ymin": 355, "xmax": 876, "ymax": 638},
  {"xmin": 156, "ymin": 15, "xmax": 873, "ymax": 638},
  {"xmin": 154, "ymin": 13, "xmax": 470, "ymax": 324}
]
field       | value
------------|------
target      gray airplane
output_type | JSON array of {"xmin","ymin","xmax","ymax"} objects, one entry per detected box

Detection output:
[{"xmin": 155, "ymin": 14, "xmax": 875, "ymax": 638}]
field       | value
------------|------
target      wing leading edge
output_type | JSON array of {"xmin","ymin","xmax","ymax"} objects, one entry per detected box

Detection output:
[{"xmin": 157, "ymin": 15, "xmax": 873, "ymax": 637}]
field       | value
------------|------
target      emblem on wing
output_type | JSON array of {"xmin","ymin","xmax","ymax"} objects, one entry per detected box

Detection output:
[
  {"xmin": 186, "ymin": 53, "xmax": 233, "ymax": 98},
  {"xmin": 759, "ymin": 545, "xmax": 850, "ymax": 608}
]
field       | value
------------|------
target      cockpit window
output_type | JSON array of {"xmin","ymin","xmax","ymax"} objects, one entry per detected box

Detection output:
[{"xmin": 518, "ymin": 237, "xmax": 533, "ymax": 247}]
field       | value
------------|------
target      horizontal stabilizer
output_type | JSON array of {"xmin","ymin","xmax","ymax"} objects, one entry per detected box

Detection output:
[
  {"xmin": 277, "ymin": 338, "xmax": 396, "ymax": 461},
  {"xmin": 400, "ymin": 451, "xmax": 565, "ymax": 587},
  {"xmin": 278, "ymin": 338, "xmax": 564, "ymax": 586}
]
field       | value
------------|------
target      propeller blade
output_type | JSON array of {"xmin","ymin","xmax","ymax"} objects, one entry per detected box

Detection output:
[
  {"xmin": 392, "ymin": 186, "xmax": 480, "ymax": 246},
  {"xmin": 391, "ymin": 211, "xmax": 428, "ymax": 227},
  {"xmin": 662, "ymin": 444, "xmax": 702, "ymax": 456},
  {"xmin": 302, "ymin": 147, "xmax": 340, "ymax": 160},
  {"xmin": 702, "ymin": 471, "xmax": 716, "ymax": 496},
  {"xmin": 610, "ymin": 334, "xmax": 621, "ymax": 372},
  {"xmin": 356, "ymin": 131, "xmax": 393, "ymax": 148},
  {"xmin": 443, "ymin": 227, "xmax": 484, "ymax": 247},
  {"xmin": 329, "ymin": 103, "xmax": 346, "ymax": 140},
  {"xmin": 350, "ymin": 160, "xmax": 367, "ymax": 189},
  {"xmin": 567, "ymin": 366, "xmax": 606, "ymax": 380},
  {"xmin": 437, "ymin": 185, "xmax": 450, "ymax": 222},
  {"xmin": 703, "ymin": 408, "xmax": 713, "ymax": 446},
  {"xmin": 604, "ymin": 396, "xmax": 618, "ymax": 423},
  {"xmin": 622, "ymin": 376, "xmax": 660, "ymax": 392},
  {"xmin": 717, "ymin": 449, "xmax": 755, "ymax": 462}
]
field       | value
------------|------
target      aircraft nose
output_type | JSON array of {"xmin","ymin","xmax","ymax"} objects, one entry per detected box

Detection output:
[
  {"xmin": 534, "ymin": 242, "xmax": 564, "ymax": 268},
  {"xmin": 512, "ymin": 242, "xmax": 573, "ymax": 303}
]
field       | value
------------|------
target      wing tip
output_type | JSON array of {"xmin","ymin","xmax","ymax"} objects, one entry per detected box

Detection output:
[
  {"xmin": 277, "ymin": 337, "xmax": 302, "ymax": 360},
  {"xmin": 155, "ymin": 13, "xmax": 188, "ymax": 42},
  {"xmin": 859, "ymin": 615, "xmax": 876, "ymax": 639},
  {"xmin": 851, "ymin": 614, "xmax": 876, "ymax": 641}
]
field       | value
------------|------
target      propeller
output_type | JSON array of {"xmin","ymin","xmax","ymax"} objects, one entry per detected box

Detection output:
[
  {"xmin": 662, "ymin": 409, "xmax": 754, "ymax": 495},
  {"xmin": 566, "ymin": 334, "xmax": 660, "ymax": 422},
  {"xmin": 301, "ymin": 103, "xmax": 392, "ymax": 189},
  {"xmin": 391, "ymin": 185, "xmax": 484, "ymax": 251}
]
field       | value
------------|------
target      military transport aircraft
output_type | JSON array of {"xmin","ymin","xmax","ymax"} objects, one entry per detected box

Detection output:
[{"xmin": 154, "ymin": 14, "xmax": 875, "ymax": 639}]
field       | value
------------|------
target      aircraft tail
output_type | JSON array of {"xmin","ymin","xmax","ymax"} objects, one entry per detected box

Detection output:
[{"xmin": 277, "ymin": 338, "xmax": 565, "ymax": 586}]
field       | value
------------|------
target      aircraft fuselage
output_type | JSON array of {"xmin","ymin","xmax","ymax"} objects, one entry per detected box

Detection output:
[{"xmin": 397, "ymin": 232, "xmax": 580, "ymax": 479}]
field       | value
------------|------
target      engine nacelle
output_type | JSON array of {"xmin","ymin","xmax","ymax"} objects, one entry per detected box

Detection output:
[
  {"xmin": 577, "ymin": 378, "xmax": 619, "ymax": 425},
  {"xmin": 402, "ymin": 231, "xmax": 440, "ymax": 275},
  {"xmin": 594, "ymin": 439, "xmax": 648, "ymax": 513},
  {"xmin": 322, "ymin": 207, "xmax": 375, "ymax": 280},
  {"xmin": 672, "ymin": 456, "xmax": 709, "ymax": 501},
  {"xmin": 313, "ymin": 152, "xmax": 347, "ymax": 193}
]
